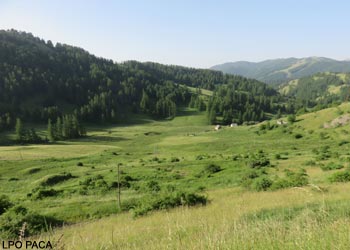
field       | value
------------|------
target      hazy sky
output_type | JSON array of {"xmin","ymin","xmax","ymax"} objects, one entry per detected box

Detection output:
[{"xmin": 0, "ymin": 0, "xmax": 349, "ymax": 68}]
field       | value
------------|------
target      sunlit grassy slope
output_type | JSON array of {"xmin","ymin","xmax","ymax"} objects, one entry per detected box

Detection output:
[
  {"xmin": 39, "ymin": 184, "xmax": 350, "ymax": 250},
  {"xmin": 2, "ymin": 104, "xmax": 350, "ymax": 249}
]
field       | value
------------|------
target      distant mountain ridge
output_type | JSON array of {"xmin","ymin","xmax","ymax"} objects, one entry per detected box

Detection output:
[{"xmin": 211, "ymin": 57, "xmax": 350, "ymax": 85}]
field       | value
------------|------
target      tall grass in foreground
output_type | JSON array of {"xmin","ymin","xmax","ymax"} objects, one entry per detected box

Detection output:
[{"xmin": 34, "ymin": 184, "xmax": 350, "ymax": 250}]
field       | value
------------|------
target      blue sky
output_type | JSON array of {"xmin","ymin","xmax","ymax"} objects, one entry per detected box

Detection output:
[{"xmin": 0, "ymin": 0, "xmax": 349, "ymax": 68}]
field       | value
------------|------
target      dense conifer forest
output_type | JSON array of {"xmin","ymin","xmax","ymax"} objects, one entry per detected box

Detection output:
[{"xmin": 0, "ymin": 30, "xmax": 289, "ymax": 136}]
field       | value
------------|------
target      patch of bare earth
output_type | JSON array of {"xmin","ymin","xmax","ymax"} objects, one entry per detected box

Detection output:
[{"xmin": 324, "ymin": 114, "xmax": 350, "ymax": 128}]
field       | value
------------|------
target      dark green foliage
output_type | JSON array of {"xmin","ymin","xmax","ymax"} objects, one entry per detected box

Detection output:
[
  {"xmin": 132, "ymin": 191, "xmax": 207, "ymax": 217},
  {"xmin": 79, "ymin": 175, "xmax": 109, "ymax": 194},
  {"xmin": 294, "ymin": 133, "xmax": 303, "ymax": 139},
  {"xmin": 49, "ymin": 114, "xmax": 86, "ymax": 141},
  {"xmin": 0, "ymin": 205, "xmax": 63, "ymax": 238},
  {"xmin": 0, "ymin": 195, "xmax": 13, "ymax": 215},
  {"xmin": 303, "ymin": 160, "xmax": 316, "ymax": 166},
  {"xmin": 109, "ymin": 175, "xmax": 135, "ymax": 189},
  {"xmin": 15, "ymin": 118, "xmax": 24, "ymax": 141},
  {"xmin": 26, "ymin": 167, "xmax": 41, "ymax": 174},
  {"xmin": 270, "ymin": 169, "xmax": 309, "ymax": 190},
  {"xmin": 314, "ymin": 145, "xmax": 332, "ymax": 161},
  {"xmin": 0, "ymin": 113, "xmax": 13, "ymax": 132},
  {"xmin": 247, "ymin": 151, "xmax": 270, "ymax": 168},
  {"xmin": 196, "ymin": 155, "xmax": 205, "ymax": 160},
  {"xmin": 146, "ymin": 181, "xmax": 161, "ymax": 192},
  {"xmin": 206, "ymin": 81, "xmax": 284, "ymax": 124},
  {"xmin": 0, "ymin": 30, "xmax": 289, "ymax": 128},
  {"xmin": 189, "ymin": 94, "xmax": 206, "ymax": 111},
  {"xmin": 321, "ymin": 162, "xmax": 344, "ymax": 171},
  {"xmin": 252, "ymin": 177, "xmax": 273, "ymax": 191},
  {"xmin": 77, "ymin": 162, "xmax": 84, "ymax": 166},
  {"xmin": 281, "ymin": 72, "xmax": 350, "ymax": 109},
  {"xmin": 241, "ymin": 169, "xmax": 267, "ymax": 189},
  {"xmin": 40, "ymin": 173, "xmax": 74, "ymax": 186},
  {"xmin": 33, "ymin": 188, "xmax": 62, "ymax": 200},
  {"xmin": 196, "ymin": 164, "xmax": 222, "ymax": 178},
  {"xmin": 204, "ymin": 164, "xmax": 222, "ymax": 174},
  {"xmin": 0, "ymin": 30, "xmax": 192, "ymax": 126},
  {"xmin": 47, "ymin": 119, "xmax": 54, "ymax": 142},
  {"xmin": 170, "ymin": 157, "xmax": 180, "ymax": 162},
  {"xmin": 288, "ymin": 114, "xmax": 296, "ymax": 124},
  {"xmin": 338, "ymin": 140, "xmax": 349, "ymax": 146},
  {"xmin": 329, "ymin": 171, "xmax": 350, "ymax": 183},
  {"xmin": 15, "ymin": 118, "xmax": 43, "ymax": 144}
]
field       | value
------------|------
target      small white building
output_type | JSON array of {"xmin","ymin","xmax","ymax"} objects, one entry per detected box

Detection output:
[
  {"xmin": 277, "ymin": 120, "xmax": 288, "ymax": 125},
  {"xmin": 230, "ymin": 123, "xmax": 238, "ymax": 127}
]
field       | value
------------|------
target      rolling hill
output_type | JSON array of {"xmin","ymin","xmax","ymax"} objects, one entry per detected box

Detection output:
[
  {"xmin": 0, "ymin": 29, "xmax": 284, "ymax": 136},
  {"xmin": 211, "ymin": 57, "xmax": 350, "ymax": 85},
  {"xmin": 279, "ymin": 72, "xmax": 350, "ymax": 107}
]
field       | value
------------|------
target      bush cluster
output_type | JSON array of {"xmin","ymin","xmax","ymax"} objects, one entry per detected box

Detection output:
[
  {"xmin": 0, "ymin": 205, "xmax": 62, "ymax": 239},
  {"xmin": 132, "ymin": 191, "xmax": 207, "ymax": 217},
  {"xmin": 41, "ymin": 172, "xmax": 74, "ymax": 186}
]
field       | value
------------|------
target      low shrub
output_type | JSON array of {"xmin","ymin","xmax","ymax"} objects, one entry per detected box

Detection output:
[
  {"xmin": 170, "ymin": 157, "xmax": 180, "ymax": 162},
  {"xmin": 0, "ymin": 195, "xmax": 13, "ymax": 215},
  {"xmin": 304, "ymin": 160, "xmax": 316, "ymax": 166},
  {"xmin": 26, "ymin": 168, "xmax": 41, "ymax": 174},
  {"xmin": 252, "ymin": 177, "xmax": 272, "ymax": 191},
  {"xmin": 338, "ymin": 140, "xmax": 349, "ymax": 146},
  {"xmin": 295, "ymin": 133, "xmax": 303, "ymax": 139},
  {"xmin": 79, "ymin": 175, "xmax": 109, "ymax": 194},
  {"xmin": 41, "ymin": 173, "xmax": 74, "ymax": 186},
  {"xmin": 269, "ymin": 169, "xmax": 309, "ymax": 191},
  {"xmin": 329, "ymin": 171, "xmax": 350, "ymax": 183},
  {"xmin": 204, "ymin": 164, "xmax": 222, "ymax": 174},
  {"xmin": 33, "ymin": 188, "xmax": 62, "ymax": 199},
  {"xmin": 240, "ymin": 169, "xmax": 267, "ymax": 189},
  {"xmin": 0, "ymin": 205, "xmax": 63, "ymax": 238},
  {"xmin": 196, "ymin": 155, "xmax": 205, "ymax": 160},
  {"xmin": 247, "ymin": 151, "xmax": 270, "ymax": 168},
  {"xmin": 321, "ymin": 162, "xmax": 344, "ymax": 171},
  {"xmin": 132, "ymin": 191, "xmax": 207, "ymax": 217},
  {"xmin": 146, "ymin": 180, "xmax": 161, "ymax": 192}
]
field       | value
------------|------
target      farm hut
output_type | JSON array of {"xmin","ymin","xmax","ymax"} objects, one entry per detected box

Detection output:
[
  {"xmin": 277, "ymin": 120, "xmax": 287, "ymax": 125},
  {"xmin": 214, "ymin": 125, "xmax": 221, "ymax": 131}
]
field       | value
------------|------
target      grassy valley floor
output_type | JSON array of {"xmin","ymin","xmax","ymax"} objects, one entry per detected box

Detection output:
[{"xmin": 2, "ymin": 105, "xmax": 350, "ymax": 249}]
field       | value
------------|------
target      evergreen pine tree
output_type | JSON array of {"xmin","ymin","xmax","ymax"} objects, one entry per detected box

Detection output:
[
  {"xmin": 56, "ymin": 117, "xmax": 63, "ymax": 139},
  {"xmin": 208, "ymin": 106, "xmax": 216, "ymax": 125},
  {"xmin": 15, "ymin": 118, "xmax": 24, "ymax": 142},
  {"xmin": 140, "ymin": 90, "xmax": 149, "ymax": 112},
  {"xmin": 47, "ymin": 119, "xmax": 55, "ymax": 142}
]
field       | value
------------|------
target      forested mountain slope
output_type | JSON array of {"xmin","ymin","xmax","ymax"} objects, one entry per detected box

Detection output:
[
  {"xmin": 211, "ymin": 57, "xmax": 350, "ymax": 85},
  {"xmin": 279, "ymin": 72, "xmax": 350, "ymax": 108},
  {"xmin": 0, "ymin": 30, "xmax": 285, "ymax": 132}
]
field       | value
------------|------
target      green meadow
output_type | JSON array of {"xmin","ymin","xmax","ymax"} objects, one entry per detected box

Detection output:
[{"xmin": 2, "ymin": 104, "xmax": 350, "ymax": 249}]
